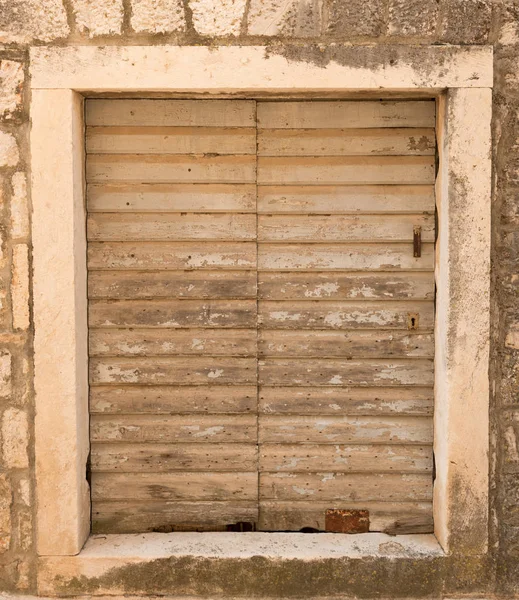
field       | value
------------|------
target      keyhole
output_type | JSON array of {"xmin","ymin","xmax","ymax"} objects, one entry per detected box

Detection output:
[{"xmin": 407, "ymin": 313, "xmax": 419, "ymax": 330}]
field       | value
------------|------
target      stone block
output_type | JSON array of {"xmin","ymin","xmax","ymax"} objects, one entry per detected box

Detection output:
[
  {"xmin": 72, "ymin": 0, "xmax": 124, "ymax": 36},
  {"xmin": 440, "ymin": 0, "xmax": 492, "ymax": 43},
  {"xmin": 247, "ymin": 0, "xmax": 321, "ymax": 37},
  {"xmin": 0, "ymin": 473, "xmax": 11, "ymax": 553},
  {"xmin": 1, "ymin": 408, "xmax": 28, "ymax": 469},
  {"xmin": 190, "ymin": 0, "xmax": 247, "ymax": 36},
  {"xmin": 0, "ymin": 62, "xmax": 24, "ymax": 120},
  {"xmin": 131, "ymin": 0, "xmax": 186, "ymax": 33},
  {"xmin": 0, "ymin": 133, "xmax": 18, "ymax": 168},
  {"xmin": 11, "ymin": 244, "xmax": 30, "ymax": 331},
  {"xmin": 388, "ymin": 0, "xmax": 439, "ymax": 36},
  {"xmin": 324, "ymin": 0, "xmax": 386, "ymax": 36},
  {"xmin": 506, "ymin": 324, "xmax": 519, "ymax": 350},
  {"xmin": 0, "ymin": 351, "xmax": 11, "ymax": 398},
  {"xmin": 10, "ymin": 173, "xmax": 29, "ymax": 240},
  {"xmin": 0, "ymin": 0, "xmax": 69, "ymax": 43}
]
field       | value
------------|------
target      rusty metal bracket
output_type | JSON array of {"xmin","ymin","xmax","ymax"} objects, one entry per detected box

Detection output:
[
  {"xmin": 325, "ymin": 509, "xmax": 370, "ymax": 534},
  {"xmin": 413, "ymin": 225, "xmax": 422, "ymax": 258}
]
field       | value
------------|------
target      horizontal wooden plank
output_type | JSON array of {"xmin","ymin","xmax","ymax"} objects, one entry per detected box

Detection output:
[
  {"xmin": 259, "ymin": 272, "xmax": 434, "ymax": 301},
  {"xmin": 87, "ymin": 126, "xmax": 256, "ymax": 155},
  {"xmin": 88, "ymin": 184, "xmax": 256, "ymax": 213},
  {"xmin": 92, "ymin": 442, "xmax": 258, "ymax": 472},
  {"xmin": 257, "ymin": 101, "xmax": 435, "ymax": 129},
  {"xmin": 90, "ymin": 328, "xmax": 257, "ymax": 357},
  {"xmin": 259, "ymin": 443, "xmax": 433, "ymax": 473},
  {"xmin": 259, "ymin": 331, "xmax": 434, "ymax": 358},
  {"xmin": 90, "ymin": 385, "xmax": 257, "ymax": 414},
  {"xmin": 88, "ymin": 213, "xmax": 256, "ymax": 242},
  {"xmin": 258, "ymin": 128, "xmax": 435, "ymax": 156},
  {"xmin": 259, "ymin": 472, "xmax": 433, "ymax": 501},
  {"xmin": 87, "ymin": 154, "xmax": 256, "ymax": 184},
  {"xmin": 259, "ymin": 358, "xmax": 434, "ymax": 387},
  {"xmin": 259, "ymin": 415, "xmax": 433, "ymax": 444},
  {"xmin": 89, "ymin": 299, "xmax": 256, "ymax": 328},
  {"xmin": 258, "ymin": 501, "xmax": 433, "ymax": 533},
  {"xmin": 90, "ymin": 357, "xmax": 257, "ymax": 385},
  {"xmin": 257, "ymin": 156, "xmax": 435, "ymax": 185},
  {"xmin": 259, "ymin": 386, "xmax": 433, "ymax": 416},
  {"xmin": 89, "ymin": 270, "xmax": 257, "ymax": 299},
  {"xmin": 91, "ymin": 414, "xmax": 257, "ymax": 443},
  {"xmin": 258, "ymin": 243, "xmax": 434, "ymax": 271},
  {"xmin": 259, "ymin": 300, "xmax": 434, "ymax": 330},
  {"xmin": 92, "ymin": 471, "xmax": 258, "ymax": 501},
  {"xmin": 258, "ymin": 185, "xmax": 435, "ymax": 214},
  {"xmin": 88, "ymin": 242, "xmax": 256, "ymax": 270},
  {"xmin": 87, "ymin": 100, "xmax": 256, "ymax": 127},
  {"xmin": 93, "ymin": 501, "xmax": 259, "ymax": 533},
  {"xmin": 258, "ymin": 214, "xmax": 435, "ymax": 242}
]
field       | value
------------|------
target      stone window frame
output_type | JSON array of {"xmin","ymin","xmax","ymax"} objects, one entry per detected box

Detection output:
[{"xmin": 29, "ymin": 45, "xmax": 492, "ymax": 589}]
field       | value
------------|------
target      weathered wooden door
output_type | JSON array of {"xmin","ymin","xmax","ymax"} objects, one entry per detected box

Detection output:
[{"xmin": 86, "ymin": 99, "xmax": 435, "ymax": 534}]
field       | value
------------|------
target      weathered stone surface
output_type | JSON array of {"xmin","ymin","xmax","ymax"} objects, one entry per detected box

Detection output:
[
  {"xmin": 0, "ymin": 0, "xmax": 69, "ymax": 43},
  {"xmin": 247, "ymin": 0, "xmax": 321, "ymax": 37},
  {"xmin": 324, "ymin": 0, "xmax": 386, "ymax": 36},
  {"xmin": 10, "ymin": 173, "xmax": 28, "ymax": 240},
  {"xmin": 191, "ymin": 0, "xmax": 247, "ymax": 36},
  {"xmin": 440, "ymin": 0, "xmax": 492, "ymax": 43},
  {"xmin": 71, "ymin": 0, "xmax": 123, "ymax": 36},
  {"xmin": 0, "ymin": 351, "xmax": 11, "ymax": 398},
  {"xmin": 1, "ymin": 408, "xmax": 28, "ymax": 469},
  {"xmin": 0, "ymin": 474, "xmax": 11, "ymax": 553},
  {"xmin": 17, "ymin": 478, "xmax": 29, "ymax": 506},
  {"xmin": 388, "ymin": 0, "xmax": 438, "ymax": 36},
  {"xmin": 0, "ymin": 62, "xmax": 23, "ymax": 120},
  {"xmin": 506, "ymin": 324, "xmax": 519, "ymax": 349},
  {"xmin": 11, "ymin": 244, "xmax": 29, "ymax": 331},
  {"xmin": 0, "ymin": 134, "xmax": 18, "ymax": 168},
  {"xmin": 131, "ymin": 0, "xmax": 186, "ymax": 33}
]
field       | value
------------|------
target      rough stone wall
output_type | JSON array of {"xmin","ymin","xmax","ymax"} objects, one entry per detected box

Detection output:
[{"xmin": 0, "ymin": 0, "xmax": 516, "ymax": 595}]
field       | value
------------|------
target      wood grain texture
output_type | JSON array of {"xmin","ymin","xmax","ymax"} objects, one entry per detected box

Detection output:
[
  {"xmin": 258, "ymin": 415, "xmax": 433, "ymax": 444},
  {"xmin": 259, "ymin": 443, "xmax": 433, "ymax": 473},
  {"xmin": 91, "ymin": 414, "xmax": 258, "ymax": 443},
  {"xmin": 88, "ymin": 213, "xmax": 257, "ymax": 241},
  {"xmin": 88, "ymin": 184, "xmax": 257, "ymax": 213},
  {"xmin": 90, "ymin": 357, "xmax": 257, "ymax": 385},
  {"xmin": 258, "ymin": 214, "xmax": 434, "ymax": 242},
  {"xmin": 87, "ymin": 100, "xmax": 256, "ymax": 127},
  {"xmin": 89, "ymin": 270, "xmax": 257, "ymax": 299},
  {"xmin": 258, "ymin": 243, "xmax": 434, "ymax": 271},
  {"xmin": 87, "ymin": 127, "xmax": 256, "ymax": 155},
  {"xmin": 89, "ymin": 299, "xmax": 257, "ymax": 328},
  {"xmin": 256, "ymin": 101, "xmax": 435, "ymax": 129},
  {"xmin": 90, "ymin": 328, "xmax": 257, "ymax": 357},
  {"xmin": 87, "ymin": 154, "xmax": 256, "ymax": 184},
  {"xmin": 257, "ymin": 156, "xmax": 435, "ymax": 185},
  {"xmin": 258, "ymin": 185, "xmax": 435, "ymax": 214},
  {"xmin": 92, "ymin": 442, "xmax": 258, "ymax": 472},
  {"xmin": 259, "ymin": 386, "xmax": 433, "ymax": 416},
  {"xmin": 258, "ymin": 272, "xmax": 434, "ymax": 301},
  {"xmin": 259, "ymin": 300, "xmax": 434, "ymax": 330},
  {"xmin": 258, "ymin": 128, "xmax": 435, "ymax": 156},
  {"xmin": 90, "ymin": 385, "xmax": 257, "ymax": 414},
  {"xmin": 88, "ymin": 242, "xmax": 256, "ymax": 270}
]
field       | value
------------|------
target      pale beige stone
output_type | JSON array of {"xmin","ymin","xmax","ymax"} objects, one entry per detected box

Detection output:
[
  {"xmin": 18, "ymin": 478, "xmax": 30, "ymax": 506},
  {"xmin": 11, "ymin": 244, "xmax": 30, "ymax": 331},
  {"xmin": 0, "ymin": 473, "xmax": 11, "ymax": 553},
  {"xmin": 2, "ymin": 408, "xmax": 28, "ymax": 468},
  {"xmin": 0, "ymin": 351, "xmax": 11, "ymax": 398},
  {"xmin": 0, "ymin": 61, "xmax": 23, "ymax": 118},
  {"xmin": 247, "ymin": 0, "xmax": 321, "ymax": 36},
  {"xmin": 0, "ymin": 0, "xmax": 69, "ymax": 43},
  {"xmin": 0, "ymin": 132, "xmax": 18, "ymax": 168},
  {"xmin": 191, "ymin": 0, "xmax": 247, "ymax": 35},
  {"xmin": 72, "ymin": 0, "xmax": 124, "ymax": 36},
  {"xmin": 10, "ymin": 173, "xmax": 29, "ymax": 240},
  {"xmin": 131, "ymin": 0, "xmax": 186, "ymax": 33}
]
